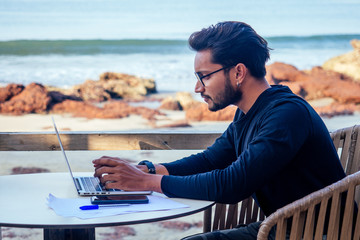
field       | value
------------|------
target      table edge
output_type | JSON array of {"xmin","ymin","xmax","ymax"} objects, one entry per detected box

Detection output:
[{"xmin": 0, "ymin": 202, "xmax": 215, "ymax": 229}]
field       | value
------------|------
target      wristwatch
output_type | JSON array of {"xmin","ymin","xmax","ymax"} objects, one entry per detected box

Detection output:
[{"xmin": 138, "ymin": 160, "xmax": 156, "ymax": 174}]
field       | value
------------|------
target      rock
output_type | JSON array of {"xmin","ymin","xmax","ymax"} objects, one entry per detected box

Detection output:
[
  {"xmin": 322, "ymin": 39, "xmax": 360, "ymax": 82},
  {"xmin": 266, "ymin": 62, "xmax": 310, "ymax": 84},
  {"xmin": 0, "ymin": 83, "xmax": 83, "ymax": 115},
  {"xmin": 51, "ymin": 99, "xmax": 113, "ymax": 118},
  {"xmin": 266, "ymin": 62, "xmax": 360, "ymax": 117},
  {"xmin": 186, "ymin": 103, "xmax": 237, "ymax": 121},
  {"xmin": 73, "ymin": 79, "xmax": 112, "ymax": 102},
  {"xmin": 266, "ymin": 62, "xmax": 310, "ymax": 98},
  {"xmin": 102, "ymin": 101, "xmax": 165, "ymax": 121},
  {"xmin": 266, "ymin": 63, "xmax": 360, "ymax": 103},
  {"xmin": 0, "ymin": 83, "xmax": 24, "ymax": 103},
  {"xmin": 0, "ymin": 83, "xmax": 51, "ymax": 115},
  {"xmin": 313, "ymin": 103, "xmax": 358, "ymax": 118},
  {"xmin": 176, "ymin": 92, "xmax": 199, "ymax": 110},
  {"xmin": 45, "ymin": 85, "xmax": 75, "ymax": 97},
  {"xmin": 158, "ymin": 220, "xmax": 203, "ymax": 230},
  {"xmin": 159, "ymin": 96, "xmax": 183, "ymax": 110},
  {"xmin": 308, "ymin": 98, "xmax": 335, "ymax": 108},
  {"xmin": 99, "ymin": 226, "xmax": 136, "ymax": 239},
  {"xmin": 306, "ymin": 67, "xmax": 360, "ymax": 104},
  {"xmin": 0, "ymin": 81, "xmax": 164, "ymax": 120},
  {"xmin": 158, "ymin": 92, "xmax": 198, "ymax": 111},
  {"xmin": 47, "ymin": 89, "xmax": 82, "ymax": 105},
  {"xmin": 11, "ymin": 167, "xmax": 50, "ymax": 175},
  {"xmin": 2, "ymin": 64, "xmax": 358, "ymax": 120},
  {"xmin": 51, "ymin": 99, "xmax": 165, "ymax": 120},
  {"xmin": 73, "ymin": 72, "xmax": 157, "ymax": 101},
  {"xmin": 352, "ymin": 39, "xmax": 360, "ymax": 49}
]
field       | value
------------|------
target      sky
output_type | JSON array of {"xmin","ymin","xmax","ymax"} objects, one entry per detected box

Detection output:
[{"xmin": 0, "ymin": 0, "xmax": 359, "ymax": 40}]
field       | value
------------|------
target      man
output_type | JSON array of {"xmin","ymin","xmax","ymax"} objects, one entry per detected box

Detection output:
[{"xmin": 93, "ymin": 21, "xmax": 345, "ymax": 239}]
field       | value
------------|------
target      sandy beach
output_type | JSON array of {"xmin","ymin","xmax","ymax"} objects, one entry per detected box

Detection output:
[
  {"xmin": 0, "ymin": 109, "xmax": 234, "ymax": 133},
  {"xmin": 0, "ymin": 108, "xmax": 358, "ymax": 133}
]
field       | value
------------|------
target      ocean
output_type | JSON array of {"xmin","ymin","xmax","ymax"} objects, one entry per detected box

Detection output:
[{"xmin": 1, "ymin": 0, "xmax": 360, "ymax": 93}]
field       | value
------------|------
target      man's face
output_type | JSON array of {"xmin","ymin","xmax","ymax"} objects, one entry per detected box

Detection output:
[{"xmin": 194, "ymin": 50, "xmax": 242, "ymax": 111}]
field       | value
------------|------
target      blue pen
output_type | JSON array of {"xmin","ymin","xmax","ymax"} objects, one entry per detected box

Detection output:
[{"xmin": 80, "ymin": 204, "xmax": 130, "ymax": 210}]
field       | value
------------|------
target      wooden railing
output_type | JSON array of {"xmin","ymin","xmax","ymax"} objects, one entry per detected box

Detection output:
[{"xmin": 0, "ymin": 131, "xmax": 222, "ymax": 151}]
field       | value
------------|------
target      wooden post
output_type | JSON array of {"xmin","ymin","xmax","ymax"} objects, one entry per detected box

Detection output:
[
  {"xmin": 44, "ymin": 228, "xmax": 95, "ymax": 240},
  {"xmin": 203, "ymin": 207, "xmax": 212, "ymax": 232}
]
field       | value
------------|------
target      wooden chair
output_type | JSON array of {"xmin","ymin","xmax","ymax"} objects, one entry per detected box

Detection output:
[
  {"xmin": 331, "ymin": 125, "xmax": 360, "ymax": 176},
  {"xmin": 203, "ymin": 197, "xmax": 265, "ymax": 232},
  {"xmin": 257, "ymin": 125, "xmax": 360, "ymax": 239},
  {"xmin": 203, "ymin": 125, "xmax": 360, "ymax": 235},
  {"xmin": 257, "ymin": 170, "xmax": 360, "ymax": 240}
]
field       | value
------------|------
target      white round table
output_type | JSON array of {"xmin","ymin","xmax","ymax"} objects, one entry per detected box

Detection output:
[{"xmin": 0, "ymin": 172, "xmax": 214, "ymax": 240}]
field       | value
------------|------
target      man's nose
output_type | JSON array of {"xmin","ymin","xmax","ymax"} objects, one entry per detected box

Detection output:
[{"xmin": 195, "ymin": 80, "xmax": 204, "ymax": 93}]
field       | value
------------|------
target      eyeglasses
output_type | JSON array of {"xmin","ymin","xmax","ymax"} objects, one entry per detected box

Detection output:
[{"xmin": 195, "ymin": 66, "xmax": 233, "ymax": 87}]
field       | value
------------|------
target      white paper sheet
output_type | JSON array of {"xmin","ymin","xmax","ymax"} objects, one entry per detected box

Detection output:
[{"xmin": 47, "ymin": 194, "xmax": 189, "ymax": 219}]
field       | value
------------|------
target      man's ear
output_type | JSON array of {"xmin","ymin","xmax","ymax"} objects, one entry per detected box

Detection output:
[{"xmin": 235, "ymin": 63, "xmax": 247, "ymax": 84}]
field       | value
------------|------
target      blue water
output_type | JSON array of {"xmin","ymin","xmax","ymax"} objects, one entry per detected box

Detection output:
[{"xmin": 0, "ymin": 0, "xmax": 359, "ymax": 93}]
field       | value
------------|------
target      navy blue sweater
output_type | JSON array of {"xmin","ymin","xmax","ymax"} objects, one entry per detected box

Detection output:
[{"xmin": 161, "ymin": 85, "xmax": 345, "ymax": 216}]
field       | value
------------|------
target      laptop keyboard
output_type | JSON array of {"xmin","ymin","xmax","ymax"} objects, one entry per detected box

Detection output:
[
  {"xmin": 81, "ymin": 177, "xmax": 103, "ymax": 192},
  {"xmin": 79, "ymin": 176, "xmax": 122, "ymax": 192}
]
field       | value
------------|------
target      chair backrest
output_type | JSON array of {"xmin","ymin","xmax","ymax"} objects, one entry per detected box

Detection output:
[
  {"xmin": 257, "ymin": 125, "xmax": 360, "ymax": 239},
  {"xmin": 331, "ymin": 125, "xmax": 360, "ymax": 175},
  {"xmin": 331, "ymin": 125, "xmax": 360, "ymax": 205},
  {"xmin": 258, "ymin": 170, "xmax": 360, "ymax": 240},
  {"xmin": 203, "ymin": 198, "xmax": 266, "ymax": 232}
]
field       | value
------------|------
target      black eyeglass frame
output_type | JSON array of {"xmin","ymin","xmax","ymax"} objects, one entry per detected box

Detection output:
[{"xmin": 195, "ymin": 66, "xmax": 234, "ymax": 86}]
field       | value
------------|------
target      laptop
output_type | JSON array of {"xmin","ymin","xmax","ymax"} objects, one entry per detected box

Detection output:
[{"xmin": 52, "ymin": 117, "xmax": 152, "ymax": 196}]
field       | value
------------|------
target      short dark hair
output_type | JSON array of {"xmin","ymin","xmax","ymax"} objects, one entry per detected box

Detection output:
[{"xmin": 188, "ymin": 21, "xmax": 271, "ymax": 78}]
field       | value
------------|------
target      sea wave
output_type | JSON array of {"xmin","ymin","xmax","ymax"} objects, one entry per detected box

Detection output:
[
  {"xmin": 267, "ymin": 34, "xmax": 360, "ymax": 49},
  {"xmin": 0, "ymin": 34, "xmax": 359, "ymax": 56},
  {"xmin": 0, "ymin": 39, "xmax": 189, "ymax": 56},
  {"xmin": 268, "ymin": 34, "xmax": 360, "ymax": 42}
]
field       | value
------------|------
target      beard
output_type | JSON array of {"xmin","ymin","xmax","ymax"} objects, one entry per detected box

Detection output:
[{"xmin": 204, "ymin": 75, "xmax": 242, "ymax": 112}]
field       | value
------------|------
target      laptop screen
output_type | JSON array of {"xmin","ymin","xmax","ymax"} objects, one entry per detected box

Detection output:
[{"xmin": 52, "ymin": 117, "xmax": 78, "ymax": 188}]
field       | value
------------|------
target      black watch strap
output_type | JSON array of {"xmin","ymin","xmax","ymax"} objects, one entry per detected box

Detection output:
[{"xmin": 138, "ymin": 160, "xmax": 156, "ymax": 174}]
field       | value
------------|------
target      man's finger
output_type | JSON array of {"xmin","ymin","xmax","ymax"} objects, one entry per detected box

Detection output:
[
  {"xmin": 94, "ymin": 166, "xmax": 120, "ymax": 178},
  {"xmin": 105, "ymin": 181, "xmax": 123, "ymax": 190},
  {"xmin": 92, "ymin": 156, "xmax": 121, "ymax": 167},
  {"xmin": 99, "ymin": 172, "xmax": 120, "ymax": 183}
]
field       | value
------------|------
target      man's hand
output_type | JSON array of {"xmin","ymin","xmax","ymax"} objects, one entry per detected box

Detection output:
[{"xmin": 93, "ymin": 156, "xmax": 163, "ymax": 193}]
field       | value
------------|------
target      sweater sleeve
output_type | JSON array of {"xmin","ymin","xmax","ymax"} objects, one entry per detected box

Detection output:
[
  {"xmin": 161, "ymin": 102, "xmax": 312, "ymax": 203},
  {"xmin": 161, "ymin": 121, "xmax": 238, "ymax": 176}
]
